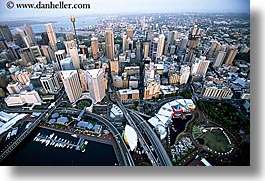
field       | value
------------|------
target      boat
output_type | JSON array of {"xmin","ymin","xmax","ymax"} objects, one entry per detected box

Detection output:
[
  {"xmin": 25, "ymin": 122, "xmax": 32, "ymax": 129},
  {"xmin": 49, "ymin": 133, "xmax": 54, "ymax": 139},
  {"xmin": 11, "ymin": 127, "xmax": 18, "ymax": 136},
  {"xmin": 6, "ymin": 131, "xmax": 11, "ymax": 140},
  {"xmin": 71, "ymin": 134, "xmax": 77, "ymax": 138}
]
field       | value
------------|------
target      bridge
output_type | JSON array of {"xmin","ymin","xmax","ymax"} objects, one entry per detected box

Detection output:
[
  {"xmin": 0, "ymin": 92, "xmax": 64, "ymax": 162},
  {"xmin": 129, "ymin": 110, "xmax": 173, "ymax": 166},
  {"xmin": 114, "ymin": 93, "xmax": 159, "ymax": 166}
]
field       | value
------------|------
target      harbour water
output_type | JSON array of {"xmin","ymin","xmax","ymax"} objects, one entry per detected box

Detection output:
[
  {"xmin": 2, "ymin": 128, "xmax": 118, "ymax": 166},
  {"xmin": 9, "ymin": 15, "xmax": 99, "ymax": 34},
  {"xmin": 170, "ymin": 115, "xmax": 192, "ymax": 146}
]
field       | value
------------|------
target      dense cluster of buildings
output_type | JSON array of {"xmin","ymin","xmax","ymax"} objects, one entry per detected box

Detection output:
[{"xmin": 0, "ymin": 13, "xmax": 250, "ymax": 114}]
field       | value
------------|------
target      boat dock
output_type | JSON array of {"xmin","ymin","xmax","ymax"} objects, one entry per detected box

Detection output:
[{"xmin": 33, "ymin": 133, "xmax": 87, "ymax": 152}]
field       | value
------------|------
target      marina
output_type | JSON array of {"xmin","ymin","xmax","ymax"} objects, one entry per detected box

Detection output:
[
  {"xmin": 2, "ymin": 128, "xmax": 118, "ymax": 165},
  {"xmin": 33, "ymin": 132, "xmax": 87, "ymax": 152}
]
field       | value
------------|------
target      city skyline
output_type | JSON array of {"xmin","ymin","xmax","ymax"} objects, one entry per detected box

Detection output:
[{"xmin": 0, "ymin": 0, "xmax": 250, "ymax": 21}]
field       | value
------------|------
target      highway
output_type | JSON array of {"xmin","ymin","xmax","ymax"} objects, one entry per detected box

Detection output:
[
  {"xmin": 129, "ymin": 110, "xmax": 173, "ymax": 166},
  {"xmin": 114, "ymin": 93, "xmax": 159, "ymax": 166},
  {"xmin": 86, "ymin": 112, "xmax": 135, "ymax": 166},
  {"xmin": 58, "ymin": 109, "xmax": 135, "ymax": 166}
]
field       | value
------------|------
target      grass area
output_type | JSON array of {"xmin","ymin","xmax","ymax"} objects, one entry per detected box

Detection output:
[
  {"xmin": 192, "ymin": 126, "xmax": 202, "ymax": 139},
  {"xmin": 201, "ymin": 129, "xmax": 233, "ymax": 153},
  {"xmin": 76, "ymin": 99, "xmax": 92, "ymax": 110}
]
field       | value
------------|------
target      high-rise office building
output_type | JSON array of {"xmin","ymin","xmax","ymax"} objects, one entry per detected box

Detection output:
[
  {"xmin": 60, "ymin": 70, "xmax": 82, "ymax": 103},
  {"xmin": 24, "ymin": 24, "xmax": 37, "ymax": 46},
  {"xmin": 122, "ymin": 34, "xmax": 127, "ymax": 52},
  {"xmin": 41, "ymin": 45, "xmax": 55, "ymax": 63},
  {"xmin": 191, "ymin": 56, "xmax": 210, "ymax": 77},
  {"xmin": 224, "ymin": 45, "xmax": 238, "ymax": 66},
  {"xmin": 157, "ymin": 34, "xmax": 165, "ymax": 58},
  {"xmin": 60, "ymin": 56, "xmax": 74, "ymax": 70},
  {"xmin": 29, "ymin": 46, "xmax": 42, "ymax": 58},
  {"xmin": 104, "ymin": 28, "xmax": 114, "ymax": 59},
  {"xmin": 40, "ymin": 73, "xmax": 60, "ymax": 93},
  {"xmin": 16, "ymin": 27, "xmax": 31, "ymax": 47},
  {"xmin": 91, "ymin": 37, "xmax": 99, "ymax": 59},
  {"xmin": 79, "ymin": 45, "xmax": 88, "ymax": 58},
  {"xmin": 55, "ymin": 50, "xmax": 66, "ymax": 62},
  {"xmin": 41, "ymin": 32, "xmax": 49, "ymax": 45},
  {"xmin": 18, "ymin": 48, "xmax": 35, "ymax": 64},
  {"xmin": 213, "ymin": 51, "xmax": 226, "ymax": 67},
  {"xmin": 143, "ymin": 42, "xmax": 149, "ymax": 59},
  {"xmin": 149, "ymin": 37, "xmax": 159, "ymax": 61},
  {"xmin": 136, "ymin": 40, "xmax": 141, "ymax": 60},
  {"xmin": 126, "ymin": 25, "xmax": 133, "ymax": 40},
  {"xmin": 69, "ymin": 47, "xmax": 80, "ymax": 70},
  {"xmin": 110, "ymin": 58, "xmax": 119, "ymax": 74},
  {"xmin": 208, "ymin": 40, "xmax": 221, "ymax": 58},
  {"xmin": 126, "ymin": 38, "xmax": 133, "ymax": 51},
  {"xmin": 85, "ymin": 69, "xmax": 105, "ymax": 103},
  {"xmin": 45, "ymin": 23, "xmax": 57, "ymax": 51},
  {"xmin": 0, "ymin": 25, "xmax": 13, "ymax": 42},
  {"xmin": 64, "ymin": 40, "xmax": 77, "ymax": 55},
  {"xmin": 179, "ymin": 65, "xmax": 190, "ymax": 85},
  {"xmin": 168, "ymin": 31, "xmax": 177, "ymax": 45}
]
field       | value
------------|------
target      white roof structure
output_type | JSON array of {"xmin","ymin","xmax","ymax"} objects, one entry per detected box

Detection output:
[
  {"xmin": 0, "ymin": 113, "xmax": 27, "ymax": 135},
  {"xmin": 124, "ymin": 125, "xmax": 138, "ymax": 151},
  {"xmin": 110, "ymin": 104, "xmax": 123, "ymax": 118},
  {"xmin": 147, "ymin": 99, "xmax": 196, "ymax": 138},
  {"xmin": 118, "ymin": 89, "xmax": 139, "ymax": 95},
  {"xmin": 0, "ymin": 111, "xmax": 18, "ymax": 122}
]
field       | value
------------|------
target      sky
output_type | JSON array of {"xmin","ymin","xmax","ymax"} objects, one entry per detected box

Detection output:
[{"xmin": 0, "ymin": 0, "xmax": 250, "ymax": 21}]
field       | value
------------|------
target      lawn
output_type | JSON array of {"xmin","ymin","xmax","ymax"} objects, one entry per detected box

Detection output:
[
  {"xmin": 201, "ymin": 129, "xmax": 233, "ymax": 153},
  {"xmin": 192, "ymin": 126, "xmax": 202, "ymax": 139}
]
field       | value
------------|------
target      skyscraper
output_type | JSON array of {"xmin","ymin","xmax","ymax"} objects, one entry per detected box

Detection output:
[
  {"xmin": 191, "ymin": 56, "xmax": 210, "ymax": 77},
  {"xmin": 24, "ymin": 24, "xmax": 37, "ymax": 46},
  {"xmin": 122, "ymin": 34, "xmax": 127, "ymax": 52},
  {"xmin": 16, "ymin": 28, "xmax": 31, "ymax": 47},
  {"xmin": 29, "ymin": 46, "xmax": 42, "ymax": 58},
  {"xmin": 55, "ymin": 50, "xmax": 66, "ymax": 62},
  {"xmin": 64, "ymin": 40, "xmax": 77, "ymax": 55},
  {"xmin": 41, "ymin": 45, "xmax": 55, "ymax": 63},
  {"xmin": 104, "ymin": 28, "xmax": 114, "ymax": 59},
  {"xmin": 85, "ymin": 69, "xmax": 105, "ymax": 103},
  {"xmin": 224, "ymin": 45, "xmax": 238, "ymax": 65},
  {"xmin": 213, "ymin": 51, "xmax": 226, "ymax": 67},
  {"xmin": 60, "ymin": 56, "xmax": 74, "ymax": 70},
  {"xmin": 126, "ymin": 25, "xmax": 133, "ymax": 40},
  {"xmin": 18, "ymin": 48, "xmax": 35, "ymax": 64},
  {"xmin": 110, "ymin": 58, "xmax": 119, "ymax": 74},
  {"xmin": 149, "ymin": 37, "xmax": 159, "ymax": 61},
  {"xmin": 157, "ymin": 34, "xmax": 165, "ymax": 58},
  {"xmin": 91, "ymin": 37, "xmax": 99, "ymax": 59},
  {"xmin": 45, "ymin": 23, "xmax": 57, "ymax": 51},
  {"xmin": 40, "ymin": 73, "xmax": 60, "ymax": 93},
  {"xmin": 0, "ymin": 25, "xmax": 13, "ymax": 42},
  {"xmin": 179, "ymin": 65, "xmax": 190, "ymax": 85},
  {"xmin": 143, "ymin": 42, "xmax": 149, "ymax": 59},
  {"xmin": 69, "ymin": 47, "xmax": 80, "ymax": 70},
  {"xmin": 208, "ymin": 40, "xmax": 221, "ymax": 58},
  {"xmin": 60, "ymin": 70, "xmax": 82, "ymax": 103}
]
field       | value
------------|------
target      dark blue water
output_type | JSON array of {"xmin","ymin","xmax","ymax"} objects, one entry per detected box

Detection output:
[
  {"xmin": 2, "ymin": 128, "xmax": 118, "ymax": 166},
  {"xmin": 169, "ymin": 115, "xmax": 192, "ymax": 146}
]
